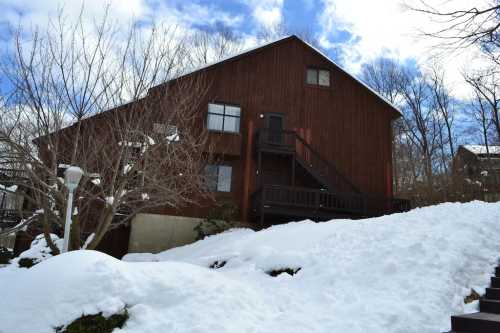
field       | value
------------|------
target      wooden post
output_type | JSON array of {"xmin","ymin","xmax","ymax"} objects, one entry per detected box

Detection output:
[
  {"xmin": 306, "ymin": 128, "xmax": 312, "ymax": 163},
  {"xmin": 257, "ymin": 151, "xmax": 262, "ymax": 187},
  {"xmin": 241, "ymin": 121, "xmax": 254, "ymax": 223}
]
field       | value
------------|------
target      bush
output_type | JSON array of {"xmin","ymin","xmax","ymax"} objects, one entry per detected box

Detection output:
[
  {"xmin": 266, "ymin": 267, "xmax": 302, "ymax": 277},
  {"xmin": 194, "ymin": 199, "xmax": 238, "ymax": 240},
  {"xmin": 209, "ymin": 260, "xmax": 227, "ymax": 269},
  {"xmin": 56, "ymin": 310, "xmax": 128, "ymax": 333},
  {"xmin": 0, "ymin": 246, "xmax": 12, "ymax": 265},
  {"xmin": 14, "ymin": 234, "xmax": 62, "ymax": 268},
  {"xmin": 18, "ymin": 257, "xmax": 37, "ymax": 268},
  {"xmin": 464, "ymin": 289, "xmax": 481, "ymax": 304}
]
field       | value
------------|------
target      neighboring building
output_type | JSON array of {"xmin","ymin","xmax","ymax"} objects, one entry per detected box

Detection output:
[
  {"xmin": 33, "ymin": 35, "xmax": 410, "ymax": 255},
  {"xmin": 0, "ymin": 168, "xmax": 29, "ymax": 250},
  {"xmin": 453, "ymin": 145, "xmax": 500, "ymax": 199}
]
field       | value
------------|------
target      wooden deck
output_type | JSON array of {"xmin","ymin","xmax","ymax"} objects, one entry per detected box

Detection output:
[{"xmin": 252, "ymin": 184, "xmax": 411, "ymax": 223}]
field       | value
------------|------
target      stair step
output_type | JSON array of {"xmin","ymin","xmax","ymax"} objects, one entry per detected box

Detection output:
[
  {"xmin": 486, "ymin": 288, "xmax": 500, "ymax": 300},
  {"xmin": 480, "ymin": 298, "xmax": 500, "ymax": 314},
  {"xmin": 491, "ymin": 277, "xmax": 500, "ymax": 288},
  {"xmin": 495, "ymin": 267, "xmax": 500, "ymax": 277},
  {"xmin": 452, "ymin": 312, "xmax": 500, "ymax": 332}
]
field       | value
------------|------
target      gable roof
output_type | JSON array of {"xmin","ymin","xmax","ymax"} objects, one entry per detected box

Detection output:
[{"xmin": 174, "ymin": 35, "xmax": 402, "ymax": 116}]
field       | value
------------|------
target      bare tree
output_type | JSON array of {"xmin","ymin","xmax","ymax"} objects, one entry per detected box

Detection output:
[
  {"xmin": 187, "ymin": 28, "xmax": 243, "ymax": 66},
  {"xmin": 361, "ymin": 58, "xmax": 407, "ymax": 192},
  {"xmin": 409, "ymin": 0, "xmax": 500, "ymax": 54},
  {"xmin": 428, "ymin": 64, "xmax": 456, "ymax": 173},
  {"xmin": 361, "ymin": 58, "xmax": 403, "ymax": 104},
  {"xmin": 397, "ymin": 68, "xmax": 443, "ymax": 193},
  {"xmin": 0, "ymin": 9, "xmax": 213, "ymax": 252},
  {"xmin": 361, "ymin": 57, "xmax": 461, "ymax": 202},
  {"xmin": 472, "ymin": 91, "xmax": 493, "ymax": 151},
  {"xmin": 464, "ymin": 66, "xmax": 500, "ymax": 142}
]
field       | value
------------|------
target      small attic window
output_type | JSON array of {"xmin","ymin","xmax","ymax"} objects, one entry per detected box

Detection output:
[{"xmin": 306, "ymin": 68, "xmax": 330, "ymax": 87}]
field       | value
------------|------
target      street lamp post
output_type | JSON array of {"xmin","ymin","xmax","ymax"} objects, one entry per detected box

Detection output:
[{"xmin": 62, "ymin": 166, "xmax": 84, "ymax": 253}]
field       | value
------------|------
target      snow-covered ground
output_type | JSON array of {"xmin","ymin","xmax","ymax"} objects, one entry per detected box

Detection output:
[{"xmin": 1, "ymin": 201, "xmax": 500, "ymax": 333}]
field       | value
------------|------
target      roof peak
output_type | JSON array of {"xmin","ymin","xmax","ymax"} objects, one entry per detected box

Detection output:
[{"xmin": 172, "ymin": 35, "xmax": 401, "ymax": 116}]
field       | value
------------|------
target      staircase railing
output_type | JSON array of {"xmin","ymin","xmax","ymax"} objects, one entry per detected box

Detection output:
[
  {"xmin": 293, "ymin": 134, "xmax": 360, "ymax": 193},
  {"xmin": 0, "ymin": 168, "xmax": 28, "ymax": 185},
  {"xmin": 257, "ymin": 129, "xmax": 360, "ymax": 193}
]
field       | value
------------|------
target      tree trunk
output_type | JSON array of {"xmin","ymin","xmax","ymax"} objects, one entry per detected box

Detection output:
[
  {"xmin": 70, "ymin": 215, "xmax": 81, "ymax": 251},
  {"xmin": 85, "ymin": 207, "xmax": 114, "ymax": 250},
  {"xmin": 42, "ymin": 213, "xmax": 60, "ymax": 255}
]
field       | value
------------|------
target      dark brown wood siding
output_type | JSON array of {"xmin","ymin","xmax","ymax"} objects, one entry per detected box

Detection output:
[{"xmin": 187, "ymin": 37, "xmax": 397, "ymax": 214}]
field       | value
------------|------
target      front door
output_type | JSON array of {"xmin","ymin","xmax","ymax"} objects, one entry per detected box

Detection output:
[{"xmin": 265, "ymin": 113, "xmax": 284, "ymax": 145}]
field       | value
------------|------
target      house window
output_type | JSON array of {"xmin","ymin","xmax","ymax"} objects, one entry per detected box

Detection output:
[
  {"xmin": 207, "ymin": 103, "xmax": 241, "ymax": 133},
  {"xmin": 306, "ymin": 68, "xmax": 330, "ymax": 87},
  {"xmin": 205, "ymin": 164, "xmax": 232, "ymax": 192}
]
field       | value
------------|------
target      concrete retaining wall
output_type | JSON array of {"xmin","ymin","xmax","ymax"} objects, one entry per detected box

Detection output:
[{"xmin": 128, "ymin": 213, "xmax": 203, "ymax": 253}]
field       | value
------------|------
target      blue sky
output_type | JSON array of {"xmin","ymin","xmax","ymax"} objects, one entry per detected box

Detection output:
[
  {"xmin": 0, "ymin": 0, "xmax": 397, "ymax": 68},
  {"xmin": 0, "ymin": 0, "xmax": 488, "ymax": 99}
]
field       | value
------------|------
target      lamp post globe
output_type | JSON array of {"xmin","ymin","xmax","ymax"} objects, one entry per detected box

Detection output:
[
  {"xmin": 62, "ymin": 166, "xmax": 84, "ymax": 253},
  {"xmin": 64, "ymin": 166, "xmax": 84, "ymax": 191}
]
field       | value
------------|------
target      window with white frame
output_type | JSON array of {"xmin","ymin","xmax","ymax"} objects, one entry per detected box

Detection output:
[
  {"xmin": 306, "ymin": 68, "xmax": 330, "ymax": 87},
  {"xmin": 204, "ymin": 164, "xmax": 232, "ymax": 192},
  {"xmin": 207, "ymin": 103, "xmax": 241, "ymax": 133}
]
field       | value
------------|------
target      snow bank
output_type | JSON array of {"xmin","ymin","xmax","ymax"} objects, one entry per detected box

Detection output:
[{"xmin": 2, "ymin": 201, "xmax": 500, "ymax": 333}]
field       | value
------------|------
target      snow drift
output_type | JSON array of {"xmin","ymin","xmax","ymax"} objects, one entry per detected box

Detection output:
[{"xmin": 2, "ymin": 201, "xmax": 500, "ymax": 333}]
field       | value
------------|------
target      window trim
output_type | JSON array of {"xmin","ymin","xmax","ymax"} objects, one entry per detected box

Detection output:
[
  {"xmin": 207, "ymin": 102, "xmax": 241, "ymax": 134},
  {"xmin": 306, "ymin": 68, "xmax": 331, "ymax": 87}
]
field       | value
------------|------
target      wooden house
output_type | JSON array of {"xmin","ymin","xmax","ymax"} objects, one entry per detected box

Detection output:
[
  {"xmin": 125, "ymin": 35, "xmax": 410, "ymax": 253},
  {"xmin": 24, "ymin": 35, "xmax": 410, "ymax": 255},
  {"xmin": 453, "ymin": 145, "xmax": 500, "ymax": 201}
]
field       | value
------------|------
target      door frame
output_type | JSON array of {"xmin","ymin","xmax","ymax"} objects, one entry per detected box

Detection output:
[{"xmin": 264, "ymin": 112, "xmax": 285, "ymax": 130}]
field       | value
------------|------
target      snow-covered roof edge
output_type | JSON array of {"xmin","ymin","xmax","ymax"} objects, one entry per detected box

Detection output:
[
  {"xmin": 171, "ymin": 35, "xmax": 402, "ymax": 117},
  {"xmin": 461, "ymin": 145, "xmax": 500, "ymax": 155}
]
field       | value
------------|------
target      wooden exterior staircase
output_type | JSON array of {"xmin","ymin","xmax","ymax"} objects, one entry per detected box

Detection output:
[
  {"xmin": 449, "ymin": 266, "xmax": 500, "ymax": 332},
  {"xmin": 256, "ymin": 128, "xmax": 360, "ymax": 193},
  {"xmin": 253, "ymin": 129, "xmax": 410, "ymax": 224}
]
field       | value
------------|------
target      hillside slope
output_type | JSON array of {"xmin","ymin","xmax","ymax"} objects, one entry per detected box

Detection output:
[{"xmin": 2, "ymin": 201, "xmax": 500, "ymax": 332}]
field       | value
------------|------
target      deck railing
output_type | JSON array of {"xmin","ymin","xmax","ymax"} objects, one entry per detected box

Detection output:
[
  {"xmin": 257, "ymin": 128, "xmax": 296, "ymax": 151},
  {"xmin": 253, "ymin": 184, "xmax": 411, "ymax": 218},
  {"xmin": 0, "ymin": 209, "xmax": 29, "ymax": 229},
  {"xmin": 0, "ymin": 168, "xmax": 28, "ymax": 184}
]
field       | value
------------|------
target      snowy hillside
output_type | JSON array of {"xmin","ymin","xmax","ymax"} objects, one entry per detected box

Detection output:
[{"xmin": 2, "ymin": 202, "xmax": 500, "ymax": 333}]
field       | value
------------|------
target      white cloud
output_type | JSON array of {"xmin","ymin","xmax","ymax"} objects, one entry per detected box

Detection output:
[
  {"xmin": 145, "ymin": 1, "xmax": 243, "ymax": 29},
  {"xmin": 317, "ymin": 0, "xmax": 492, "ymax": 99},
  {"xmin": 244, "ymin": 0, "xmax": 284, "ymax": 30},
  {"xmin": 0, "ymin": 0, "xmax": 148, "ymax": 28},
  {"xmin": 0, "ymin": 0, "xmax": 243, "ymax": 35}
]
